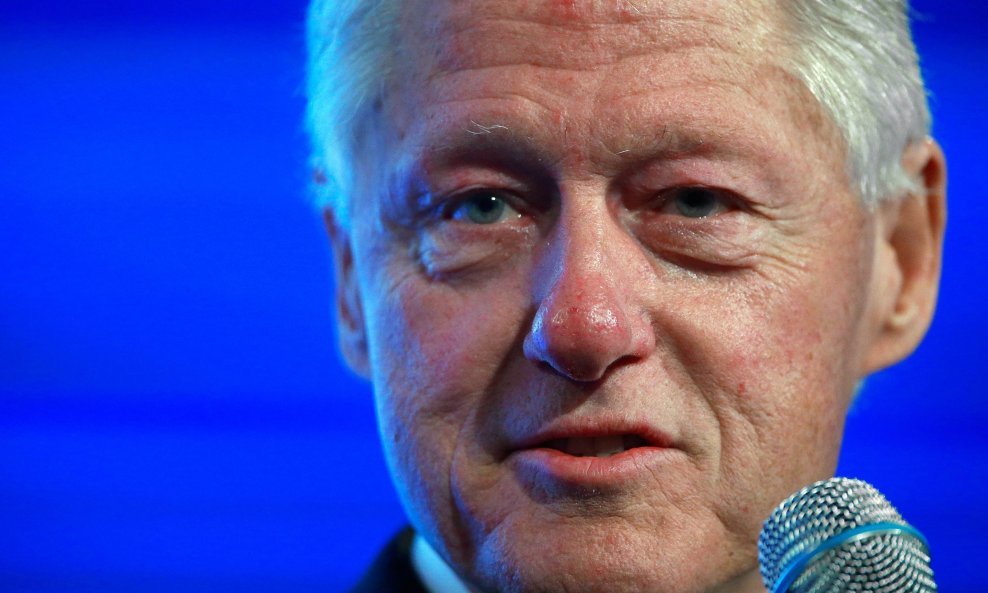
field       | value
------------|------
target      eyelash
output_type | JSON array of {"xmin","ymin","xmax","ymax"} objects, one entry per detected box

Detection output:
[
  {"xmin": 651, "ymin": 186, "xmax": 740, "ymax": 218},
  {"xmin": 437, "ymin": 189, "xmax": 524, "ymax": 221},
  {"xmin": 422, "ymin": 184, "xmax": 741, "ymax": 227}
]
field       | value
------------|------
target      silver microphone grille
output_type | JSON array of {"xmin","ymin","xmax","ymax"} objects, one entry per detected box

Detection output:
[{"xmin": 758, "ymin": 478, "xmax": 936, "ymax": 593}]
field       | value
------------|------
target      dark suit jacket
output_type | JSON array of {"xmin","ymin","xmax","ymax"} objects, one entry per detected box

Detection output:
[{"xmin": 350, "ymin": 527, "xmax": 429, "ymax": 593}]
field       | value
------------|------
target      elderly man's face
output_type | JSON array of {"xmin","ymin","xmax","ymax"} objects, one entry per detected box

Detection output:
[{"xmin": 329, "ymin": 1, "xmax": 932, "ymax": 592}]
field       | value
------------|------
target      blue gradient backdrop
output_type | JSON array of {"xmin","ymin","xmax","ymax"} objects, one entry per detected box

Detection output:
[{"xmin": 1, "ymin": 2, "xmax": 985, "ymax": 591}]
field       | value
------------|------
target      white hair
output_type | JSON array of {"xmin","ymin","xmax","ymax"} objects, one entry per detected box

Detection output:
[
  {"xmin": 305, "ymin": 0, "xmax": 931, "ymax": 224},
  {"xmin": 782, "ymin": 0, "xmax": 930, "ymax": 206},
  {"xmin": 305, "ymin": 0, "xmax": 400, "ymax": 225}
]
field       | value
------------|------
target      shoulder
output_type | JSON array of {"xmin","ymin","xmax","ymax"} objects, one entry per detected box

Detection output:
[{"xmin": 350, "ymin": 527, "xmax": 429, "ymax": 593}]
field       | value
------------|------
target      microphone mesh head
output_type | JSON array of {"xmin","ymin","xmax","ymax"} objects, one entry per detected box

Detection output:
[{"xmin": 758, "ymin": 478, "xmax": 936, "ymax": 593}]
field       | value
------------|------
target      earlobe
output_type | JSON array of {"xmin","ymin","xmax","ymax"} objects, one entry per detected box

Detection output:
[
  {"xmin": 324, "ymin": 208, "xmax": 372, "ymax": 378},
  {"xmin": 861, "ymin": 138, "xmax": 947, "ymax": 374}
]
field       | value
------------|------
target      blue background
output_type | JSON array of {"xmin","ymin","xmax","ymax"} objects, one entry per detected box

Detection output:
[{"xmin": 1, "ymin": 2, "xmax": 985, "ymax": 591}]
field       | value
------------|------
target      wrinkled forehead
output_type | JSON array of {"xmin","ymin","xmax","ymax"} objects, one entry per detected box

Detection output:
[
  {"xmin": 371, "ymin": 0, "xmax": 827, "ymax": 185},
  {"xmin": 393, "ymin": 0, "xmax": 787, "ymax": 81}
]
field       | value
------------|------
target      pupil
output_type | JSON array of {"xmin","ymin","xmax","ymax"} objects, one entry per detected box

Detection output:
[
  {"xmin": 475, "ymin": 195, "xmax": 497, "ymax": 212},
  {"xmin": 677, "ymin": 189, "xmax": 716, "ymax": 217},
  {"xmin": 466, "ymin": 193, "xmax": 505, "ymax": 224}
]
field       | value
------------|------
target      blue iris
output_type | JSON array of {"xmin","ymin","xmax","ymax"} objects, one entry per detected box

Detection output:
[
  {"xmin": 454, "ymin": 192, "xmax": 509, "ymax": 224},
  {"xmin": 674, "ymin": 188, "xmax": 721, "ymax": 218}
]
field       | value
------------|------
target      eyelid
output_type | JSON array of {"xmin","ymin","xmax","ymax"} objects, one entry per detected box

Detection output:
[
  {"xmin": 653, "ymin": 185, "xmax": 741, "ymax": 216},
  {"xmin": 438, "ymin": 187, "xmax": 526, "ymax": 220}
]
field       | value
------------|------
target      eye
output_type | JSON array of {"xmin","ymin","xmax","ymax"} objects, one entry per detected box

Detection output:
[
  {"xmin": 659, "ymin": 187, "xmax": 733, "ymax": 218},
  {"xmin": 448, "ymin": 190, "xmax": 522, "ymax": 225}
]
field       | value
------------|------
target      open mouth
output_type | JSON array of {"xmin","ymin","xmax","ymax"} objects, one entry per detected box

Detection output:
[
  {"xmin": 511, "ymin": 429, "xmax": 678, "ymax": 487},
  {"xmin": 539, "ymin": 434, "xmax": 651, "ymax": 458}
]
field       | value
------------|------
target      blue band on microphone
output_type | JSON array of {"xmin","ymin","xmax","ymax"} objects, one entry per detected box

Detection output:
[{"xmin": 771, "ymin": 522, "xmax": 930, "ymax": 593}]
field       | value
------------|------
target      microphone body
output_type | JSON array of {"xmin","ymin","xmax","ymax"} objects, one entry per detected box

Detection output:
[{"xmin": 758, "ymin": 478, "xmax": 937, "ymax": 593}]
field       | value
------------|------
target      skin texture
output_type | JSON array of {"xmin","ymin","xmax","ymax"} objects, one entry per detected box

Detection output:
[{"xmin": 324, "ymin": 1, "xmax": 947, "ymax": 591}]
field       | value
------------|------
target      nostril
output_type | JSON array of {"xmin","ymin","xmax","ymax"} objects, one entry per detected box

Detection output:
[{"xmin": 524, "ymin": 334, "xmax": 611, "ymax": 382}]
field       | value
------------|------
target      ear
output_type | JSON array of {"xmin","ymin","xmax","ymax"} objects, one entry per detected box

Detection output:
[
  {"xmin": 323, "ymin": 208, "xmax": 372, "ymax": 378},
  {"xmin": 861, "ymin": 138, "xmax": 947, "ymax": 374}
]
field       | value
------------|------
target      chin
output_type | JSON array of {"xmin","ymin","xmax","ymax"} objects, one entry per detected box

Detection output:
[{"xmin": 463, "ymin": 514, "xmax": 759, "ymax": 593}]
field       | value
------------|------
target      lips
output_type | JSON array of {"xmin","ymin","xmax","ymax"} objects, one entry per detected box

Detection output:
[
  {"xmin": 540, "ymin": 434, "xmax": 650, "ymax": 457},
  {"xmin": 514, "ymin": 421, "xmax": 674, "ymax": 455},
  {"xmin": 508, "ymin": 423, "xmax": 680, "ymax": 489}
]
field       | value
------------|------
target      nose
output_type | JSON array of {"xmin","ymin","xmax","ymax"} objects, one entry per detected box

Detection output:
[{"xmin": 523, "ymin": 202, "xmax": 656, "ymax": 382}]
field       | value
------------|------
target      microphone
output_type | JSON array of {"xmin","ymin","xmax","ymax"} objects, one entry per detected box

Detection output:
[{"xmin": 757, "ymin": 477, "xmax": 937, "ymax": 593}]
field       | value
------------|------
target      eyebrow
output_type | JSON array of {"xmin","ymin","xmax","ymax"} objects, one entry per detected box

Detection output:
[
  {"xmin": 602, "ymin": 124, "xmax": 728, "ymax": 163},
  {"xmin": 424, "ymin": 124, "xmax": 557, "ymax": 172},
  {"xmin": 419, "ymin": 119, "xmax": 723, "ymax": 177}
]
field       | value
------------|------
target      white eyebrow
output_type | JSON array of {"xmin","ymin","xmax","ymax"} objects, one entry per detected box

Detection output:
[
  {"xmin": 465, "ymin": 120, "xmax": 510, "ymax": 135},
  {"xmin": 622, "ymin": 0, "xmax": 643, "ymax": 15}
]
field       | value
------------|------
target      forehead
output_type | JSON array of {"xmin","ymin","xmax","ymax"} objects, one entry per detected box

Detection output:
[
  {"xmin": 377, "ymin": 0, "xmax": 837, "ymax": 195},
  {"xmin": 393, "ymin": 0, "xmax": 787, "ymax": 84}
]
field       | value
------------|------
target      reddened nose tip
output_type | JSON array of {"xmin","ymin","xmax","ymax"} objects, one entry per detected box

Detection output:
[{"xmin": 524, "ymin": 295, "xmax": 652, "ymax": 382}]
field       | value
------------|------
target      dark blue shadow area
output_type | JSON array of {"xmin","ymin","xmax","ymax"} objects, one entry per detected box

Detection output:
[{"xmin": 1, "ymin": 1, "xmax": 985, "ymax": 592}]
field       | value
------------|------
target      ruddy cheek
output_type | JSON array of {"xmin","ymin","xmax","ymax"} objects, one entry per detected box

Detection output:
[
  {"xmin": 379, "ymin": 276, "xmax": 516, "ymax": 403},
  {"xmin": 391, "ymin": 292, "xmax": 464, "ymax": 378},
  {"xmin": 694, "ymin": 287, "xmax": 811, "ymax": 396}
]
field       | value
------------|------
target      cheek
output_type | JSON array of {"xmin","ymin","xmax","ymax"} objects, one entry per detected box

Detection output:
[
  {"xmin": 706, "ymin": 237, "xmax": 872, "ymax": 499},
  {"xmin": 359, "ymin": 258, "xmax": 530, "ymax": 522},
  {"xmin": 724, "ymin": 273, "xmax": 861, "ymax": 416},
  {"xmin": 367, "ymin": 272, "xmax": 528, "ymax": 413},
  {"xmin": 715, "ymin": 215, "xmax": 874, "ymax": 400}
]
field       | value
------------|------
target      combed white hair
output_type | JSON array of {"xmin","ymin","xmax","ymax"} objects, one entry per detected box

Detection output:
[
  {"xmin": 305, "ymin": 0, "xmax": 400, "ymax": 226},
  {"xmin": 305, "ymin": 0, "xmax": 931, "ymax": 223},
  {"xmin": 782, "ymin": 0, "xmax": 930, "ymax": 206}
]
